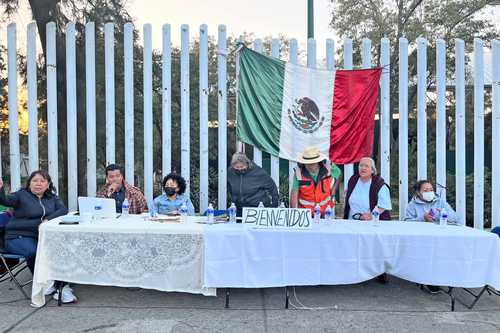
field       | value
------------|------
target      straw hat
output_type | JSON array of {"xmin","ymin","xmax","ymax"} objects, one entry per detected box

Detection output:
[{"xmin": 297, "ymin": 147, "xmax": 327, "ymax": 164}]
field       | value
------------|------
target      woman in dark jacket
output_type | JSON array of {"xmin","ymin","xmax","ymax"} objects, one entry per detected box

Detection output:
[{"xmin": 0, "ymin": 170, "xmax": 67, "ymax": 273}]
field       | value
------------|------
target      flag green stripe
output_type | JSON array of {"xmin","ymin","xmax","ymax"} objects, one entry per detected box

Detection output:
[{"xmin": 237, "ymin": 47, "xmax": 285, "ymax": 156}]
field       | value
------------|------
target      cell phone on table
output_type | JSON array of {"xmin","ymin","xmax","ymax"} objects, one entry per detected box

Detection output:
[{"xmin": 59, "ymin": 221, "xmax": 79, "ymax": 225}]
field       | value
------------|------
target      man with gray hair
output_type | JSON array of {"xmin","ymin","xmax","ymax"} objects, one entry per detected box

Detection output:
[
  {"xmin": 343, "ymin": 157, "xmax": 392, "ymax": 221},
  {"xmin": 227, "ymin": 152, "xmax": 279, "ymax": 216}
]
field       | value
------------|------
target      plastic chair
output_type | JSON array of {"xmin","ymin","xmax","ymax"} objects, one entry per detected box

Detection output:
[{"xmin": 0, "ymin": 212, "xmax": 31, "ymax": 299}]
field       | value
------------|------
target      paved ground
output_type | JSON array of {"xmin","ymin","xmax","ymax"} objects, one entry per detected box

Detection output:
[{"xmin": 1, "ymin": 270, "xmax": 499, "ymax": 333}]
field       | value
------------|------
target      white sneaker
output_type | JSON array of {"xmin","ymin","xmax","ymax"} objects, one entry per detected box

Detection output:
[
  {"xmin": 44, "ymin": 282, "xmax": 56, "ymax": 296},
  {"xmin": 53, "ymin": 285, "xmax": 78, "ymax": 303}
]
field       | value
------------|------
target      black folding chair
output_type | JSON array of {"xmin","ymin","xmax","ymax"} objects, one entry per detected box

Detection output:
[
  {"xmin": 457, "ymin": 286, "xmax": 500, "ymax": 309},
  {"xmin": 0, "ymin": 248, "xmax": 31, "ymax": 299},
  {"xmin": 0, "ymin": 214, "xmax": 31, "ymax": 299}
]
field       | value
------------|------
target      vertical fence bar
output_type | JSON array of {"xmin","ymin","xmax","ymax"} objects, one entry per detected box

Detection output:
[
  {"xmin": 288, "ymin": 38, "xmax": 299, "ymax": 197},
  {"xmin": 181, "ymin": 24, "xmax": 190, "ymax": 195},
  {"xmin": 343, "ymin": 38, "xmax": 353, "ymax": 191},
  {"xmin": 86, "ymin": 22, "xmax": 96, "ymax": 196},
  {"xmin": 492, "ymin": 39, "xmax": 500, "ymax": 228},
  {"xmin": 235, "ymin": 36, "xmax": 244, "ymax": 153},
  {"xmin": 399, "ymin": 38, "xmax": 409, "ymax": 219},
  {"xmin": 455, "ymin": 39, "xmax": 466, "ymax": 225},
  {"xmin": 46, "ymin": 22, "xmax": 58, "ymax": 191},
  {"xmin": 270, "ymin": 38, "xmax": 281, "ymax": 188},
  {"xmin": 217, "ymin": 25, "xmax": 228, "ymax": 209},
  {"xmin": 124, "ymin": 23, "xmax": 135, "ymax": 185},
  {"xmin": 7, "ymin": 24, "xmax": 20, "ymax": 191},
  {"xmin": 143, "ymin": 24, "xmax": 153, "ymax": 203},
  {"xmin": 252, "ymin": 39, "xmax": 263, "ymax": 167},
  {"xmin": 104, "ymin": 23, "xmax": 115, "ymax": 165},
  {"xmin": 27, "ymin": 22, "xmax": 38, "ymax": 173},
  {"xmin": 66, "ymin": 22, "xmax": 77, "ymax": 211},
  {"xmin": 361, "ymin": 38, "xmax": 371, "ymax": 68},
  {"xmin": 380, "ymin": 38, "xmax": 390, "ymax": 183},
  {"xmin": 435, "ymin": 39, "xmax": 446, "ymax": 194},
  {"xmin": 473, "ymin": 38, "xmax": 484, "ymax": 229},
  {"xmin": 417, "ymin": 37, "xmax": 427, "ymax": 180},
  {"xmin": 199, "ymin": 24, "xmax": 209, "ymax": 212},
  {"xmin": 162, "ymin": 24, "xmax": 171, "ymax": 177}
]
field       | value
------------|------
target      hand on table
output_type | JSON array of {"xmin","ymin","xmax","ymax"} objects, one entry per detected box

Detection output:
[
  {"xmin": 360, "ymin": 213, "xmax": 372, "ymax": 221},
  {"xmin": 424, "ymin": 212, "xmax": 434, "ymax": 222}
]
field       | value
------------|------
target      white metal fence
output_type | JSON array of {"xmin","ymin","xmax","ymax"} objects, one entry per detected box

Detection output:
[{"xmin": 1, "ymin": 22, "xmax": 499, "ymax": 230}]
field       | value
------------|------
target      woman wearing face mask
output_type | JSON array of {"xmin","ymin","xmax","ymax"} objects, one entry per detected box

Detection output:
[
  {"xmin": 405, "ymin": 180, "xmax": 458, "ymax": 223},
  {"xmin": 152, "ymin": 173, "xmax": 195, "ymax": 215}
]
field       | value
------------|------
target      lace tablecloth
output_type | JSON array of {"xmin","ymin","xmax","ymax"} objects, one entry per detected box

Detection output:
[{"xmin": 32, "ymin": 216, "xmax": 216, "ymax": 307}]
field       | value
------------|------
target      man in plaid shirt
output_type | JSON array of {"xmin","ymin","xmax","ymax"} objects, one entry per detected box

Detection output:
[{"xmin": 97, "ymin": 164, "xmax": 148, "ymax": 214}]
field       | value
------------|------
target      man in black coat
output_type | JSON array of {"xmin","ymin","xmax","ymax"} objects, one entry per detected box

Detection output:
[{"xmin": 227, "ymin": 153, "xmax": 279, "ymax": 216}]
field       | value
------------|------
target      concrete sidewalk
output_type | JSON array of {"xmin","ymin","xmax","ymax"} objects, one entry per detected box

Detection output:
[{"xmin": 1, "ymin": 270, "xmax": 499, "ymax": 333}]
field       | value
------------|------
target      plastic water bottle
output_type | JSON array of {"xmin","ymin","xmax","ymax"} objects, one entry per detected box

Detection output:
[
  {"xmin": 207, "ymin": 203, "xmax": 215, "ymax": 225},
  {"xmin": 371, "ymin": 208, "xmax": 380, "ymax": 226},
  {"xmin": 149, "ymin": 202, "xmax": 157, "ymax": 218},
  {"xmin": 313, "ymin": 204, "xmax": 321, "ymax": 224},
  {"xmin": 122, "ymin": 198, "xmax": 129, "ymax": 217},
  {"xmin": 179, "ymin": 202, "xmax": 188, "ymax": 222},
  {"xmin": 228, "ymin": 203, "xmax": 237, "ymax": 224},
  {"xmin": 258, "ymin": 202, "xmax": 265, "ymax": 208},
  {"xmin": 324, "ymin": 205, "xmax": 333, "ymax": 223},
  {"xmin": 439, "ymin": 208, "xmax": 448, "ymax": 227},
  {"xmin": 93, "ymin": 203, "xmax": 102, "ymax": 221}
]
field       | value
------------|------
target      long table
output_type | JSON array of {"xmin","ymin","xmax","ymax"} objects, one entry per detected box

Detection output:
[
  {"xmin": 32, "ymin": 218, "xmax": 500, "ymax": 308},
  {"xmin": 204, "ymin": 220, "xmax": 500, "ymax": 290},
  {"xmin": 31, "ymin": 216, "xmax": 216, "ymax": 307}
]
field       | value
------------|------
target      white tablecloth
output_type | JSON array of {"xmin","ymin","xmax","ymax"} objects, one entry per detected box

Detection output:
[
  {"xmin": 204, "ymin": 220, "xmax": 500, "ymax": 289},
  {"xmin": 32, "ymin": 216, "xmax": 216, "ymax": 307}
]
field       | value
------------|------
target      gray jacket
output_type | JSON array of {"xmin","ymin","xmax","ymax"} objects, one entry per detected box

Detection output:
[
  {"xmin": 0, "ymin": 188, "xmax": 68, "ymax": 239},
  {"xmin": 227, "ymin": 161, "xmax": 279, "ymax": 215},
  {"xmin": 405, "ymin": 196, "xmax": 458, "ymax": 223}
]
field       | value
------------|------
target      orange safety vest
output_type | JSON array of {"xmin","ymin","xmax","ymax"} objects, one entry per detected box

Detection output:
[{"xmin": 295, "ymin": 163, "xmax": 335, "ymax": 216}]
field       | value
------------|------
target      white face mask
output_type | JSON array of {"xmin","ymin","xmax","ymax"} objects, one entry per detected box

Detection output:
[{"xmin": 422, "ymin": 191, "xmax": 435, "ymax": 202}]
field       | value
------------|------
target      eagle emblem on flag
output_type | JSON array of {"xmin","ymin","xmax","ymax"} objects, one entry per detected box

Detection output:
[{"xmin": 287, "ymin": 97, "xmax": 325, "ymax": 134}]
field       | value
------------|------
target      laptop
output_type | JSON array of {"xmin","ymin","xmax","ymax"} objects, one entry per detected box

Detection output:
[{"xmin": 78, "ymin": 197, "xmax": 117, "ymax": 219}]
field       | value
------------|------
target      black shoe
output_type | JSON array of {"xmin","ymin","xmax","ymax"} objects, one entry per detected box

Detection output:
[
  {"xmin": 426, "ymin": 285, "xmax": 441, "ymax": 294},
  {"xmin": 376, "ymin": 273, "xmax": 388, "ymax": 284}
]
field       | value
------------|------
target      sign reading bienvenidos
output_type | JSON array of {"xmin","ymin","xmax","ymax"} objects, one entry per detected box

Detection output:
[{"xmin": 242, "ymin": 208, "xmax": 312, "ymax": 229}]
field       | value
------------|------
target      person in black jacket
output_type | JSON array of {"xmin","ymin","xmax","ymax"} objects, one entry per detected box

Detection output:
[
  {"xmin": 227, "ymin": 152, "xmax": 279, "ymax": 216},
  {"xmin": 0, "ymin": 170, "xmax": 67, "ymax": 274}
]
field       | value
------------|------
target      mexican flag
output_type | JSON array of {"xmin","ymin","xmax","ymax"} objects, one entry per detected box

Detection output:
[{"xmin": 237, "ymin": 45, "xmax": 382, "ymax": 164}]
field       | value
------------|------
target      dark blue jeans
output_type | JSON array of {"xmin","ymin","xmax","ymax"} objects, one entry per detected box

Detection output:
[
  {"xmin": 492, "ymin": 227, "xmax": 500, "ymax": 238},
  {"xmin": 5, "ymin": 236, "xmax": 37, "ymax": 273}
]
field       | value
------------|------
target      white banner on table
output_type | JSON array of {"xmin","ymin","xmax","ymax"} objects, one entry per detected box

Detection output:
[{"xmin": 242, "ymin": 207, "xmax": 312, "ymax": 229}]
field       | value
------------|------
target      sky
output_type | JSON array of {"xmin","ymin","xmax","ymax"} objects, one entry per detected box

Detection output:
[{"xmin": 128, "ymin": 0, "xmax": 337, "ymax": 56}]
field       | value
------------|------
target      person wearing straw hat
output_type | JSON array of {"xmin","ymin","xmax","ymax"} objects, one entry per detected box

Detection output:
[{"xmin": 290, "ymin": 147, "xmax": 341, "ymax": 217}]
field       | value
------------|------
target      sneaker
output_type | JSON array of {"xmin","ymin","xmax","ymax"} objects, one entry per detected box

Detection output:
[
  {"xmin": 53, "ymin": 285, "xmax": 78, "ymax": 303},
  {"xmin": 44, "ymin": 282, "xmax": 56, "ymax": 296}
]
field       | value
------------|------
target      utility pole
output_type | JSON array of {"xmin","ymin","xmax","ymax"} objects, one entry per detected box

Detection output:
[{"xmin": 307, "ymin": 0, "xmax": 314, "ymax": 39}]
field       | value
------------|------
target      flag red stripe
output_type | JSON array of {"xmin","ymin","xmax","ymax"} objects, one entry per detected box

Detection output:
[{"xmin": 329, "ymin": 68, "xmax": 382, "ymax": 164}]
